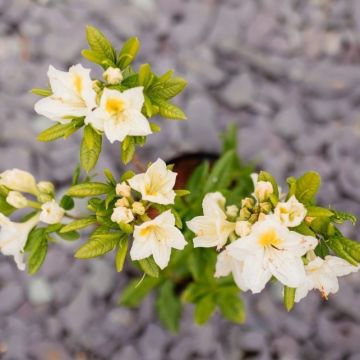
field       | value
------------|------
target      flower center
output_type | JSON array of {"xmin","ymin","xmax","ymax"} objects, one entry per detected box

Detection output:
[
  {"xmin": 106, "ymin": 98, "xmax": 125, "ymax": 120},
  {"xmin": 258, "ymin": 228, "xmax": 282, "ymax": 248}
]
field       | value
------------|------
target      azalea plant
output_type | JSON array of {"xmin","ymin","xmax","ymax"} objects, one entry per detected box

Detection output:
[{"xmin": 0, "ymin": 26, "xmax": 359, "ymax": 332}]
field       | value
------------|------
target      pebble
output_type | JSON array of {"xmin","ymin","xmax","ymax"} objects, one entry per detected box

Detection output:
[
  {"xmin": 27, "ymin": 277, "xmax": 54, "ymax": 306},
  {"xmin": 0, "ymin": 283, "xmax": 24, "ymax": 315}
]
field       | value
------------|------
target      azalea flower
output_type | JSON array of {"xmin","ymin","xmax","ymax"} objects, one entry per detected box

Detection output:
[
  {"xmin": 274, "ymin": 195, "xmax": 307, "ymax": 228},
  {"xmin": 103, "ymin": 67, "xmax": 123, "ymax": 84},
  {"xmin": 85, "ymin": 87, "xmax": 152, "ymax": 143},
  {"xmin": 215, "ymin": 249, "xmax": 249, "ymax": 291},
  {"xmin": 130, "ymin": 210, "xmax": 187, "ymax": 269},
  {"xmin": 0, "ymin": 213, "xmax": 40, "ymax": 270},
  {"xmin": 37, "ymin": 181, "xmax": 55, "ymax": 195},
  {"xmin": 227, "ymin": 215, "xmax": 318, "ymax": 292},
  {"xmin": 0, "ymin": 169, "xmax": 38, "ymax": 195},
  {"xmin": 235, "ymin": 220, "xmax": 252, "ymax": 238},
  {"xmin": 40, "ymin": 200, "xmax": 65, "ymax": 224},
  {"xmin": 115, "ymin": 182, "xmax": 132, "ymax": 198},
  {"xmin": 34, "ymin": 64, "xmax": 97, "ymax": 123},
  {"xmin": 295, "ymin": 255, "xmax": 360, "ymax": 302},
  {"xmin": 186, "ymin": 192, "xmax": 235, "ymax": 250},
  {"xmin": 128, "ymin": 158, "xmax": 176, "ymax": 205},
  {"xmin": 254, "ymin": 181, "xmax": 273, "ymax": 202},
  {"xmin": 111, "ymin": 206, "xmax": 134, "ymax": 224}
]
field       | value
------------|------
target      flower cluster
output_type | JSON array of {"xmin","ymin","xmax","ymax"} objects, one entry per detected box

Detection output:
[
  {"xmin": 187, "ymin": 174, "xmax": 360, "ymax": 303},
  {"xmin": 0, "ymin": 169, "xmax": 64, "ymax": 270}
]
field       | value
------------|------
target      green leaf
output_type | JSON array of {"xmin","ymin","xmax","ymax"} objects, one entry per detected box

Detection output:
[
  {"xmin": 306, "ymin": 206, "xmax": 334, "ymax": 218},
  {"xmin": 175, "ymin": 189, "xmax": 190, "ymax": 197},
  {"xmin": 104, "ymin": 168, "xmax": 116, "ymax": 186},
  {"xmin": 27, "ymin": 235, "xmax": 48, "ymax": 275},
  {"xmin": 80, "ymin": 125, "xmax": 102, "ymax": 173},
  {"xmin": 331, "ymin": 210, "xmax": 357, "ymax": 225},
  {"xmin": 221, "ymin": 123, "xmax": 237, "ymax": 153},
  {"xmin": 295, "ymin": 172, "xmax": 321, "ymax": 204},
  {"xmin": 337, "ymin": 237, "xmax": 360, "ymax": 263},
  {"xmin": 75, "ymin": 232, "xmax": 121, "ymax": 259},
  {"xmin": 81, "ymin": 49, "xmax": 105, "ymax": 66},
  {"xmin": 182, "ymin": 283, "xmax": 209, "ymax": 303},
  {"xmin": 85, "ymin": 25, "xmax": 116, "ymax": 65},
  {"xmin": 0, "ymin": 196, "xmax": 16, "ymax": 216},
  {"xmin": 25, "ymin": 228, "xmax": 45, "ymax": 252},
  {"xmin": 290, "ymin": 222, "xmax": 315, "ymax": 236},
  {"xmin": 149, "ymin": 122, "xmax": 161, "ymax": 133},
  {"xmin": 204, "ymin": 150, "xmax": 237, "ymax": 193},
  {"xmin": 60, "ymin": 217, "xmax": 97, "ymax": 233},
  {"xmin": 314, "ymin": 240, "xmax": 330, "ymax": 258},
  {"xmin": 57, "ymin": 230, "xmax": 80, "ymax": 241},
  {"xmin": 187, "ymin": 161, "xmax": 209, "ymax": 199},
  {"xmin": 120, "ymin": 170, "xmax": 136, "ymax": 182},
  {"xmin": 155, "ymin": 99, "xmax": 187, "ymax": 120},
  {"xmin": 283, "ymin": 286, "xmax": 296, "ymax": 311},
  {"xmin": 120, "ymin": 276, "xmax": 160, "ymax": 307},
  {"xmin": 59, "ymin": 195, "xmax": 74, "ymax": 211},
  {"xmin": 156, "ymin": 282, "xmax": 182, "ymax": 332},
  {"xmin": 37, "ymin": 118, "xmax": 84, "ymax": 142},
  {"xmin": 138, "ymin": 257, "xmax": 160, "ymax": 278},
  {"xmin": 217, "ymin": 291, "xmax": 245, "ymax": 324},
  {"xmin": 117, "ymin": 36, "xmax": 140, "ymax": 69},
  {"xmin": 115, "ymin": 235, "xmax": 129, "ymax": 272},
  {"xmin": 328, "ymin": 237, "xmax": 360, "ymax": 266},
  {"xmin": 67, "ymin": 182, "xmax": 111, "ymax": 197},
  {"xmin": 121, "ymin": 138, "xmax": 136, "ymax": 165},
  {"xmin": 31, "ymin": 88, "xmax": 52, "ymax": 97},
  {"xmin": 138, "ymin": 63, "xmax": 154, "ymax": 89},
  {"xmin": 194, "ymin": 294, "xmax": 216, "ymax": 325},
  {"xmin": 151, "ymin": 77, "xmax": 187, "ymax": 100},
  {"xmin": 258, "ymin": 170, "xmax": 279, "ymax": 198}
]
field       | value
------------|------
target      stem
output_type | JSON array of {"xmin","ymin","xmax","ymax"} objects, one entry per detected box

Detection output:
[
  {"xmin": 132, "ymin": 154, "xmax": 146, "ymax": 172},
  {"xmin": 65, "ymin": 213, "xmax": 83, "ymax": 220},
  {"xmin": 27, "ymin": 200, "xmax": 42, "ymax": 209}
]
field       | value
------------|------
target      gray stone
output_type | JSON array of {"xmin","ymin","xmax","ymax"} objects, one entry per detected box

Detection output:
[
  {"xmin": 274, "ymin": 105, "xmax": 305, "ymax": 139},
  {"xmin": 0, "ymin": 283, "xmax": 23, "ymax": 314},
  {"xmin": 86, "ymin": 259, "xmax": 115, "ymax": 297},
  {"xmin": 112, "ymin": 345, "xmax": 140, "ymax": 360},
  {"xmin": 139, "ymin": 324, "xmax": 169, "ymax": 360},
  {"xmin": 27, "ymin": 277, "xmax": 54, "ymax": 306}
]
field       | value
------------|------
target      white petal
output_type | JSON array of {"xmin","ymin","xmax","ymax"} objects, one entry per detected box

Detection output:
[
  {"xmin": 153, "ymin": 210, "xmax": 176, "ymax": 227},
  {"xmin": 47, "ymin": 65, "xmax": 76, "ymax": 99},
  {"xmin": 123, "ymin": 109, "xmax": 152, "ymax": 137},
  {"xmin": 165, "ymin": 226, "xmax": 187, "ymax": 250},
  {"xmin": 103, "ymin": 117, "xmax": 129, "ymax": 143},
  {"xmin": 295, "ymin": 280, "xmax": 313, "ymax": 302},
  {"xmin": 202, "ymin": 192, "xmax": 226, "ymax": 219},
  {"xmin": 242, "ymin": 255, "xmax": 272, "ymax": 293},
  {"xmin": 215, "ymin": 251, "xmax": 232, "ymax": 277},
  {"xmin": 34, "ymin": 97, "xmax": 87, "ymax": 123},
  {"xmin": 128, "ymin": 173, "xmax": 146, "ymax": 194},
  {"xmin": 130, "ymin": 236, "xmax": 152, "ymax": 261},
  {"xmin": 193, "ymin": 235, "xmax": 220, "ymax": 248},
  {"xmin": 268, "ymin": 249, "xmax": 306, "ymax": 288},
  {"xmin": 85, "ymin": 108, "xmax": 106, "ymax": 131},
  {"xmin": 121, "ymin": 86, "xmax": 145, "ymax": 111},
  {"xmin": 325, "ymin": 255, "xmax": 360, "ymax": 277},
  {"xmin": 151, "ymin": 242, "xmax": 171, "ymax": 269}
]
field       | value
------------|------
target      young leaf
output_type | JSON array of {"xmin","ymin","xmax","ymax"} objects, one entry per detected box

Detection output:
[
  {"xmin": 258, "ymin": 170, "xmax": 279, "ymax": 198},
  {"xmin": 283, "ymin": 286, "xmax": 296, "ymax": 311},
  {"xmin": 306, "ymin": 206, "xmax": 334, "ymax": 218},
  {"xmin": 60, "ymin": 195, "xmax": 75, "ymax": 211},
  {"xmin": 115, "ymin": 235, "xmax": 129, "ymax": 272},
  {"xmin": 151, "ymin": 77, "xmax": 187, "ymax": 100},
  {"xmin": 31, "ymin": 88, "xmax": 52, "ymax": 97},
  {"xmin": 75, "ymin": 232, "xmax": 121, "ymax": 259},
  {"xmin": 37, "ymin": 118, "xmax": 84, "ymax": 142},
  {"xmin": 295, "ymin": 172, "xmax": 321, "ymax": 204},
  {"xmin": 156, "ymin": 282, "xmax": 182, "ymax": 332},
  {"xmin": 120, "ymin": 276, "xmax": 160, "ymax": 307},
  {"xmin": 0, "ymin": 197, "xmax": 16, "ymax": 216},
  {"xmin": 331, "ymin": 210, "xmax": 357, "ymax": 226},
  {"xmin": 117, "ymin": 36, "xmax": 140, "ymax": 69},
  {"xmin": 27, "ymin": 231, "xmax": 48, "ymax": 275},
  {"xmin": 194, "ymin": 294, "xmax": 216, "ymax": 325},
  {"xmin": 328, "ymin": 237, "xmax": 359, "ymax": 266},
  {"xmin": 138, "ymin": 257, "xmax": 160, "ymax": 278},
  {"xmin": 221, "ymin": 123, "xmax": 237, "ymax": 153},
  {"xmin": 138, "ymin": 63, "xmax": 154, "ymax": 89},
  {"xmin": 81, "ymin": 49, "xmax": 105, "ymax": 66},
  {"xmin": 85, "ymin": 25, "xmax": 116, "ymax": 65},
  {"xmin": 67, "ymin": 182, "xmax": 111, "ymax": 197},
  {"xmin": 154, "ymin": 99, "xmax": 187, "ymax": 120},
  {"xmin": 80, "ymin": 125, "xmax": 102, "ymax": 173},
  {"xmin": 57, "ymin": 230, "xmax": 80, "ymax": 241},
  {"xmin": 60, "ymin": 217, "xmax": 97, "ymax": 233},
  {"xmin": 121, "ymin": 138, "xmax": 136, "ymax": 165}
]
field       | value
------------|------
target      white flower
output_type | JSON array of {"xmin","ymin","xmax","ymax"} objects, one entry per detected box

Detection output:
[
  {"xmin": 85, "ymin": 87, "xmax": 152, "ymax": 143},
  {"xmin": 115, "ymin": 182, "xmax": 132, "ymax": 198},
  {"xmin": 186, "ymin": 192, "xmax": 235, "ymax": 250},
  {"xmin": 34, "ymin": 64, "xmax": 97, "ymax": 124},
  {"xmin": 295, "ymin": 255, "xmax": 360, "ymax": 302},
  {"xmin": 40, "ymin": 200, "xmax": 65, "ymax": 224},
  {"xmin": 254, "ymin": 181, "xmax": 273, "ymax": 202},
  {"xmin": 215, "ymin": 249, "xmax": 249, "ymax": 291},
  {"xmin": 0, "ymin": 169, "xmax": 38, "ymax": 195},
  {"xmin": 132, "ymin": 201, "xmax": 145, "ymax": 215},
  {"xmin": 128, "ymin": 159, "xmax": 177, "ymax": 205},
  {"xmin": 227, "ymin": 215, "xmax": 318, "ymax": 293},
  {"xmin": 37, "ymin": 181, "xmax": 55, "ymax": 194},
  {"xmin": 115, "ymin": 198, "xmax": 130, "ymax": 208},
  {"xmin": 274, "ymin": 195, "xmax": 307, "ymax": 228},
  {"xmin": 235, "ymin": 220, "xmax": 251, "ymax": 237},
  {"xmin": 131, "ymin": 210, "xmax": 187, "ymax": 269},
  {"xmin": 6, "ymin": 191, "xmax": 28, "ymax": 209},
  {"xmin": 0, "ymin": 213, "xmax": 39, "ymax": 270},
  {"xmin": 103, "ymin": 67, "xmax": 123, "ymax": 84},
  {"xmin": 111, "ymin": 206, "xmax": 134, "ymax": 224},
  {"xmin": 226, "ymin": 205, "xmax": 238, "ymax": 217}
]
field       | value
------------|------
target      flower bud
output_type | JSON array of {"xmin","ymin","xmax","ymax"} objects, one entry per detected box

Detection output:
[
  {"xmin": 248, "ymin": 213, "xmax": 259, "ymax": 224},
  {"xmin": 116, "ymin": 198, "xmax": 130, "ymax": 208},
  {"xmin": 226, "ymin": 205, "xmax": 238, "ymax": 218},
  {"xmin": 259, "ymin": 202, "xmax": 272, "ymax": 214},
  {"xmin": 235, "ymin": 220, "xmax": 251, "ymax": 237},
  {"xmin": 0, "ymin": 169, "xmax": 38, "ymax": 195},
  {"xmin": 239, "ymin": 207, "xmax": 251, "ymax": 221},
  {"xmin": 6, "ymin": 191, "xmax": 28, "ymax": 209},
  {"xmin": 40, "ymin": 200, "xmax": 65, "ymax": 224},
  {"xmin": 116, "ymin": 182, "xmax": 131, "ymax": 198},
  {"xmin": 132, "ymin": 201, "xmax": 145, "ymax": 215},
  {"xmin": 111, "ymin": 206, "xmax": 134, "ymax": 224},
  {"xmin": 103, "ymin": 67, "xmax": 123, "ymax": 85},
  {"xmin": 92, "ymin": 80, "xmax": 102, "ymax": 93},
  {"xmin": 254, "ymin": 181, "xmax": 273, "ymax": 202},
  {"xmin": 37, "ymin": 181, "xmax": 55, "ymax": 194},
  {"xmin": 241, "ymin": 197, "xmax": 255, "ymax": 209}
]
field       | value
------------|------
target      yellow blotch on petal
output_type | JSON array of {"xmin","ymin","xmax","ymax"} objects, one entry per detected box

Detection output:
[
  {"xmin": 73, "ymin": 74, "xmax": 83, "ymax": 95},
  {"xmin": 106, "ymin": 98, "xmax": 125, "ymax": 115},
  {"xmin": 258, "ymin": 228, "xmax": 282, "ymax": 248}
]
